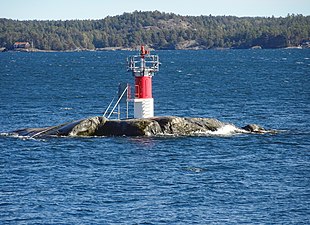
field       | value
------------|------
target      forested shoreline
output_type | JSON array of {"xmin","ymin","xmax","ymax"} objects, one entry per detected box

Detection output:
[{"xmin": 1, "ymin": 11, "xmax": 309, "ymax": 51}]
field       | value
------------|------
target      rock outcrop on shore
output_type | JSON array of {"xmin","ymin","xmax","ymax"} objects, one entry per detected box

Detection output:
[{"xmin": 12, "ymin": 116, "xmax": 273, "ymax": 138}]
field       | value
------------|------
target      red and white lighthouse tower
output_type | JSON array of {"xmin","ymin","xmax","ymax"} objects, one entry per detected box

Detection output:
[{"xmin": 128, "ymin": 46, "xmax": 159, "ymax": 118}]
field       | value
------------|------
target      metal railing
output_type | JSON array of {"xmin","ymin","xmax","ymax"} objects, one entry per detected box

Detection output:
[{"xmin": 103, "ymin": 84, "xmax": 130, "ymax": 120}]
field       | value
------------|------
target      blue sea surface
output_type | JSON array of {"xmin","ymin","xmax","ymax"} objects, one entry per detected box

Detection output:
[{"xmin": 0, "ymin": 49, "xmax": 309, "ymax": 224}]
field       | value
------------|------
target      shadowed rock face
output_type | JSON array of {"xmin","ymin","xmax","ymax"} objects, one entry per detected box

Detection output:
[
  {"xmin": 95, "ymin": 117, "xmax": 226, "ymax": 136},
  {"xmin": 241, "ymin": 124, "xmax": 266, "ymax": 133},
  {"xmin": 12, "ymin": 116, "xmax": 271, "ymax": 138}
]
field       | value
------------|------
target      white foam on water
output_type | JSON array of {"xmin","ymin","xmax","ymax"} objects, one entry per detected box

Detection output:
[
  {"xmin": 214, "ymin": 124, "xmax": 247, "ymax": 135},
  {"xmin": 1, "ymin": 132, "xmax": 27, "ymax": 139},
  {"xmin": 61, "ymin": 107, "xmax": 73, "ymax": 110},
  {"xmin": 0, "ymin": 132, "xmax": 47, "ymax": 141},
  {"xmin": 1, "ymin": 132, "xmax": 29, "ymax": 140},
  {"xmin": 193, "ymin": 124, "xmax": 249, "ymax": 137},
  {"xmin": 0, "ymin": 132, "xmax": 10, "ymax": 137}
]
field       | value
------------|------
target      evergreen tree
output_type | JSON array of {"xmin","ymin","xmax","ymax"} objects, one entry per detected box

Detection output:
[{"xmin": 0, "ymin": 12, "xmax": 309, "ymax": 50}]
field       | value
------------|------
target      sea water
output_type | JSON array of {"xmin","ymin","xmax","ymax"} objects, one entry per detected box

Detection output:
[{"xmin": 0, "ymin": 49, "xmax": 309, "ymax": 224}]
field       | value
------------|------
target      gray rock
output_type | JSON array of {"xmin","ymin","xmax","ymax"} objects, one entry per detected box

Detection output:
[
  {"xmin": 95, "ymin": 118, "xmax": 162, "ymax": 136},
  {"xmin": 11, "ymin": 116, "xmax": 272, "ymax": 138},
  {"xmin": 94, "ymin": 116, "xmax": 225, "ymax": 136},
  {"xmin": 69, "ymin": 116, "xmax": 103, "ymax": 136},
  {"xmin": 241, "ymin": 124, "xmax": 266, "ymax": 133}
]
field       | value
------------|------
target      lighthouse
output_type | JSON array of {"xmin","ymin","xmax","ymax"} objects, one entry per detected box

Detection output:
[{"xmin": 127, "ymin": 46, "xmax": 159, "ymax": 118}]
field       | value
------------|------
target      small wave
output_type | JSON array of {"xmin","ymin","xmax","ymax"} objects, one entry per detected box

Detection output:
[
  {"xmin": 1, "ymin": 132, "xmax": 29, "ymax": 140},
  {"xmin": 0, "ymin": 132, "xmax": 47, "ymax": 141},
  {"xmin": 61, "ymin": 107, "xmax": 73, "ymax": 110},
  {"xmin": 193, "ymin": 124, "xmax": 248, "ymax": 137},
  {"xmin": 0, "ymin": 132, "xmax": 10, "ymax": 137},
  {"xmin": 183, "ymin": 166, "xmax": 207, "ymax": 173},
  {"xmin": 213, "ymin": 124, "xmax": 248, "ymax": 135}
]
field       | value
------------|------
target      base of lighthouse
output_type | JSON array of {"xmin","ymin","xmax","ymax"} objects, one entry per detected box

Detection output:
[{"xmin": 133, "ymin": 98, "xmax": 154, "ymax": 118}]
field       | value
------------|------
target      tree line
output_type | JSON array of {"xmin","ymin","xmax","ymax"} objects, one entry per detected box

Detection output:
[{"xmin": 0, "ymin": 11, "xmax": 309, "ymax": 50}]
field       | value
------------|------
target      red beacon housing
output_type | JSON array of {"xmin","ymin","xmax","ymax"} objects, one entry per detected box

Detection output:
[{"xmin": 128, "ymin": 46, "xmax": 159, "ymax": 118}]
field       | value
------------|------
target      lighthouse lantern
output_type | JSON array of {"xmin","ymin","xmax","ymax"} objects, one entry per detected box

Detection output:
[{"xmin": 128, "ymin": 46, "xmax": 159, "ymax": 118}]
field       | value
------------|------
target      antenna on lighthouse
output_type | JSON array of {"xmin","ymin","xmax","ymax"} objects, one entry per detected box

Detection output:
[{"xmin": 127, "ymin": 46, "xmax": 159, "ymax": 118}]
